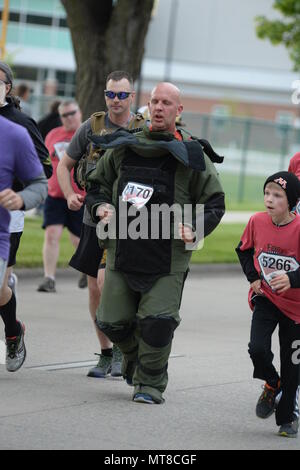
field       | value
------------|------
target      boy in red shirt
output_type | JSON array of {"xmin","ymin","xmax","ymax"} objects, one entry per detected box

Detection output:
[{"xmin": 236, "ymin": 171, "xmax": 300, "ymax": 438}]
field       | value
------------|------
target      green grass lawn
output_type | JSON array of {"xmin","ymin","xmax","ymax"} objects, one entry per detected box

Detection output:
[
  {"xmin": 17, "ymin": 217, "xmax": 246, "ymax": 267},
  {"xmin": 17, "ymin": 217, "xmax": 77, "ymax": 268},
  {"xmin": 191, "ymin": 222, "xmax": 245, "ymax": 264},
  {"xmin": 220, "ymin": 173, "xmax": 265, "ymax": 212}
]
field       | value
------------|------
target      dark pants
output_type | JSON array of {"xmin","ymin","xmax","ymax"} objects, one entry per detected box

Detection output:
[
  {"xmin": 248, "ymin": 295, "xmax": 300, "ymax": 425},
  {"xmin": 97, "ymin": 268, "xmax": 186, "ymax": 403}
]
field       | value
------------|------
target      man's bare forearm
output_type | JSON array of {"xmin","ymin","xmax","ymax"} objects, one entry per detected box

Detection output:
[{"xmin": 57, "ymin": 153, "xmax": 76, "ymax": 198}]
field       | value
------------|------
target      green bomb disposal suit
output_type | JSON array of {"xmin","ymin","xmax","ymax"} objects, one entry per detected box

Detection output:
[{"xmin": 86, "ymin": 126, "xmax": 225, "ymax": 403}]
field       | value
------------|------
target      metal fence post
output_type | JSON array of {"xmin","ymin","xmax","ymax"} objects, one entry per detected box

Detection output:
[
  {"xmin": 279, "ymin": 125, "xmax": 290, "ymax": 170},
  {"xmin": 201, "ymin": 114, "xmax": 210, "ymax": 139},
  {"xmin": 237, "ymin": 119, "xmax": 251, "ymax": 203}
]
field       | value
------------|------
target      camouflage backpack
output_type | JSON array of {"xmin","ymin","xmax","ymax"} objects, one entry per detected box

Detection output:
[{"xmin": 74, "ymin": 111, "xmax": 144, "ymax": 189}]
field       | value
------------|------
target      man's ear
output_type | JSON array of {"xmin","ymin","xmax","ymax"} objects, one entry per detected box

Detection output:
[{"xmin": 177, "ymin": 104, "xmax": 183, "ymax": 115}]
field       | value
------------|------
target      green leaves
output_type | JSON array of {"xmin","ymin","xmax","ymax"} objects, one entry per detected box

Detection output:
[{"xmin": 255, "ymin": 0, "xmax": 300, "ymax": 70}]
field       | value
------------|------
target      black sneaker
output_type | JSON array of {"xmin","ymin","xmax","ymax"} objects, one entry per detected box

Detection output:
[
  {"xmin": 256, "ymin": 382, "xmax": 281, "ymax": 419},
  {"xmin": 6, "ymin": 321, "xmax": 26, "ymax": 372},
  {"xmin": 78, "ymin": 273, "xmax": 87, "ymax": 289},
  {"xmin": 278, "ymin": 418, "xmax": 299, "ymax": 438},
  {"xmin": 37, "ymin": 277, "xmax": 56, "ymax": 293}
]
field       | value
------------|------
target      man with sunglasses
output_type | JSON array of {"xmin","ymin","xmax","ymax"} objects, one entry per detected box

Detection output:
[
  {"xmin": 57, "ymin": 71, "xmax": 144, "ymax": 379},
  {"xmin": 37, "ymin": 100, "xmax": 85, "ymax": 293}
]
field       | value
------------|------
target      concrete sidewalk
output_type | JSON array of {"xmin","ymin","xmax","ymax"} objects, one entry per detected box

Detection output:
[
  {"xmin": 222, "ymin": 211, "xmax": 254, "ymax": 224},
  {"xmin": 0, "ymin": 270, "xmax": 298, "ymax": 450}
]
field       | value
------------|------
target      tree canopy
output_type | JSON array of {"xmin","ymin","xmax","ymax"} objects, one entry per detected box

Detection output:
[{"xmin": 255, "ymin": 0, "xmax": 300, "ymax": 70}]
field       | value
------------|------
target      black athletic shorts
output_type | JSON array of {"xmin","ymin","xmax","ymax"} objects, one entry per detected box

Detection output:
[
  {"xmin": 69, "ymin": 223, "xmax": 104, "ymax": 278},
  {"xmin": 8, "ymin": 232, "xmax": 23, "ymax": 267},
  {"xmin": 42, "ymin": 195, "xmax": 84, "ymax": 237}
]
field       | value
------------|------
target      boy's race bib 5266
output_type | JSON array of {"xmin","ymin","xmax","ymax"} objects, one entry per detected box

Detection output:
[
  {"xmin": 258, "ymin": 252, "xmax": 299, "ymax": 286},
  {"xmin": 122, "ymin": 182, "xmax": 154, "ymax": 209}
]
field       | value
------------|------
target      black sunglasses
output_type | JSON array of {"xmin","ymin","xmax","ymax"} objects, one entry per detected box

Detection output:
[
  {"xmin": 60, "ymin": 110, "xmax": 78, "ymax": 118},
  {"xmin": 104, "ymin": 90, "xmax": 131, "ymax": 100}
]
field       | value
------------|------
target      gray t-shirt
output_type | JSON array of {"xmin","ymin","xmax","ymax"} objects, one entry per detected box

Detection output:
[{"xmin": 67, "ymin": 114, "xmax": 120, "ymax": 226}]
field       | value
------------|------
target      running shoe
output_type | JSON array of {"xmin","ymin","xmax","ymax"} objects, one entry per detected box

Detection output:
[
  {"xmin": 133, "ymin": 393, "xmax": 156, "ymax": 404},
  {"xmin": 6, "ymin": 321, "xmax": 26, "ymax": 372},
  {"xmin": 37, "ymin": 277, "xmax": 56, "ymax": 293},
  {"xmin": 87, "ymin": 353, "xmax": 112, "ymax": 378},
  {"xmin": 256, "ymin": 381, "xmax": 281, "ymax": 419},
  {"xmin": 78, "ymin": 273, "xmax": 87, "ymax": 289},
  {"xmin": 278, "ymin": 418, "xmax": 299, "ymax": 438}
]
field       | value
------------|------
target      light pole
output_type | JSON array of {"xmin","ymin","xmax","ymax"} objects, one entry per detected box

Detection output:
[
  {"xmin": 164, "ymin": 0, "xmax": 179, "ymax": 82},
  {"xmin": 0, "ymin": 0, "xmax": 9, "ymax": 60}
]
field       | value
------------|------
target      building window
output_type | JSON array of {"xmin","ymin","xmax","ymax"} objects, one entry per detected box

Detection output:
[
  {"xmin": 3, "ymin": 11, "xmax": 20, "ymax": 22},
  {"xmin": 13, "ymin": 65, "xmax": 38, "ymax": 82},
  {"xmin": 211, "ymin": 104, "xmax": 231, "ymax": 118},
  {"xmin": 0, "ymin": 10, "xmax": 67, "ymax": 28},
  {"xmin": 59, "ymin": 17, "xmax": 67, "ymax": 28},
  {"xmin": 275, "ymin": 111, "xmax": 294, "ymax": 127},
  {"xmin": 26, "ymin": 14, "xmax": 53, "ymax": 27}
]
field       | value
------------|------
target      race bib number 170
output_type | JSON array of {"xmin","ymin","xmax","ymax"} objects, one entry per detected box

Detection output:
[
  {"xmin": 122, "ymin": 182, "xmax": 154, "ymax": 209},
  {"xmin": 258, "ymin": 252, "xmax": 299, "ymax": 286}
]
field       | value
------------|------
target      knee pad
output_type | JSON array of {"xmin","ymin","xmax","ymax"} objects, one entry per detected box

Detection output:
[
  {"xmin": 140, "ymin": 316, "xmax": 178, "ymax": 348},
  {"xmin": 96, "ymin": 320, "xmax": 134, "ymax": 343}
]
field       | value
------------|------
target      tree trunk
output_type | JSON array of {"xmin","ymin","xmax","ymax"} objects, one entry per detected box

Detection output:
[{"xmin": 61, "ymin": 0, "xmax": 154, "ymax": 120}]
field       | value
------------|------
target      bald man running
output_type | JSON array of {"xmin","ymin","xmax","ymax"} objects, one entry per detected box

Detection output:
[{"xmin": 86, "ymin": 82, "xmax": 225, "ymax": 405}]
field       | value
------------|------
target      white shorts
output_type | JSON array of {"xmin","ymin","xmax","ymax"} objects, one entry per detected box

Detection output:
[
  {"xmin": 0, "ymin": 257, "xmax": 7, "ymax": 290},
  {"xmin": 9, "ymin": 210, "xmax": 25, "ymax": 233}
]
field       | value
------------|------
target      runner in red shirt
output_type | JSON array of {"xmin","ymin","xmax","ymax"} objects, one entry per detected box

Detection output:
[
  {"xmin": 37, "ymin": 101, "xmax": 86, "ymax": 293},
  {"xmin": 288, "ymin": 152, "xmax": 300, "ymax": 214},
  {"xmin": 236, "ymin": 171, "xmax": 300, "ymax": 438},
  {"xmin": 288, "ymin": 153, "xmax": 300, "ymax": 180}
]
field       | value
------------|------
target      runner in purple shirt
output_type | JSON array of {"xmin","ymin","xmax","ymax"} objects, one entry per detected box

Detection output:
[{"xmin": 0, "ymin": 115, "xmax": 47, "ymax": 372}]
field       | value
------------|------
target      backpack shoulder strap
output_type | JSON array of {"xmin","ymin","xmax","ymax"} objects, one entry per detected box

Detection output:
[
  {"xmin": 127, "ymin": 112, "xmax": 145, "ymax": 130},
  {"xmin": 178, "ymin": 128, "xmax": 224, "ymax": 164},
  {"xmin": 90, "ymin": 111, "xmax": 106, "ymax": 134}
]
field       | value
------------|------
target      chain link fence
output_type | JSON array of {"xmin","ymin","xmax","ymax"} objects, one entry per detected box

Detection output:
[
  {"xmin": 28, "ymin": 97, "xmax": 300, "ymax": 208},
  {"xmin": 183, "ymin": 113, "xmax": 300, "ymax": 207}
]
